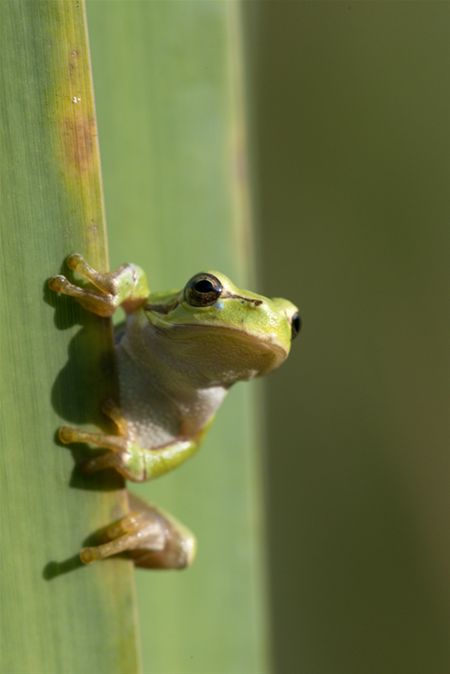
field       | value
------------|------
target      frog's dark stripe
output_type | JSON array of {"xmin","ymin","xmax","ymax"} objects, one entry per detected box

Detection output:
[
  {"xmin": 145, "ymin": 292, "xmax": 262, "ymax": 314},
  {"xmin": 222, "ymin": 292, "xmax": 263, "ymax": 307}
]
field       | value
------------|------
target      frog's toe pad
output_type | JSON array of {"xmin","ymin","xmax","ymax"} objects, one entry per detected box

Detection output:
[
  {"xmin": 66, "ymin": 253, "xmax": 84, "ymax": 270},
  {"xmin": 80, "ymin": 547, "xmax": 100, "ymax": 564},
  {"xmin": 59, "ymin": 426, "xmax": 79, "ymax": 444},
  {"xmin": 48, "ymin": 275, "xmax": 70, "ymax": 293}
]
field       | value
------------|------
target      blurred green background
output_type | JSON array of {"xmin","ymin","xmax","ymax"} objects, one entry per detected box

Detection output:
[
  {"xmin": 88, "ymin": 1, "xmax": 449, "ymax": 673},
  {"xmin": 244, "ymin": 2, "xmax": 450, "ymax": 674}
]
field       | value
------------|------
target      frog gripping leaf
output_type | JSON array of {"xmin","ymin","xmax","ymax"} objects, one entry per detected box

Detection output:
[{"xmin": 49, "ymin": 254, "xmax": 300, "ymax": 569}]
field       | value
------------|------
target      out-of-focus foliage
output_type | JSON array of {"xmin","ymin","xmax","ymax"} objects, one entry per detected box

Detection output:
[{"xmin": 244, "ymin": 3, "xmax": 450, "ymax": 674}]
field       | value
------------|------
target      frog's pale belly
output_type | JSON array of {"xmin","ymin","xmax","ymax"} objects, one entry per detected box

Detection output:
[{"xmin": 115, "ymin": 342, "xmax": 227, "ymax": 448}]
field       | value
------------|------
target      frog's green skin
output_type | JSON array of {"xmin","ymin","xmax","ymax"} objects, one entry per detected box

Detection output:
[{"xmin": 49, "ymin": 254, "xmax": 300, "ymax": 568}]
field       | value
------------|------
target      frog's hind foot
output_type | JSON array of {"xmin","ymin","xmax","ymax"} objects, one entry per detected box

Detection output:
[
  {"xmin": 80, "ymin": 510, "xmax": 163, "ymax": 564},
  {"xmin": 80, "ymin": 496, "xmax": 197, "ymax": 569}
]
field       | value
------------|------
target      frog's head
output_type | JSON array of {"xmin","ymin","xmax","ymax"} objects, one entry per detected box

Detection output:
[{"xmin": 145, "ymin": 271, "xmax": 301, "ymax": 385}]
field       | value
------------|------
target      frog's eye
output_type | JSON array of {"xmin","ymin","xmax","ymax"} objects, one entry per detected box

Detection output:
[
  {"xmin": 291, "ymin": 311, "xmax": 302, "ymax": 339},
  {"xmin": 184, "ymin": 273, "xmax": 223, "ymax": 307}
]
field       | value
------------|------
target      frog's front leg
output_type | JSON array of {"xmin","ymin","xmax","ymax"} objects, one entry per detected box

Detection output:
[
  {"xmin": 48, "ymin": 253, "xmax": 150, "ymax": 317},
  {"xmin": 81, "ymin": 494, "xmax": 196, "ymax": 569}
]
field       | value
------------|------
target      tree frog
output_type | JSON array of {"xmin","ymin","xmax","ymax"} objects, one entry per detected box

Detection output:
[{"xmin": 49, "ymin": 254, "xmax": 300, "ymax": 568}]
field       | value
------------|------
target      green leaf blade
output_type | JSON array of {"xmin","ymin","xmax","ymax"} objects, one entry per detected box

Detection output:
[{"xmin": 0, "ymin": 2, "xmax": 140, "ymax": 673}]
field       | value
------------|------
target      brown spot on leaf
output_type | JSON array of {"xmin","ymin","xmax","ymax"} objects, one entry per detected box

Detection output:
[{"xmin": 63, "ymin": 114, "xmax": 97, "ymax": 173}]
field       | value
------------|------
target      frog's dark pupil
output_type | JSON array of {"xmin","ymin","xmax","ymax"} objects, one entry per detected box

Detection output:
[
  {"xmin": 291, "ymin": 312, "xmax": 301, "ymax": 338},
  {"xmin": 195, "ymin": 279, "xmax": 215, "ymax": 294},
  {"xmin": 184, "ymin": 273, "xmax": 223, "ymax": 307}
]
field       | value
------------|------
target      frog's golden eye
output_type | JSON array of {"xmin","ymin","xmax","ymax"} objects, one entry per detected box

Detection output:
[
  {"xmin": 184, "ymin": 273, "xmax": 223, "ymax": 307},
  {"xmin": 291, "ymin": 311, "xmax": 301, "ymax": 339}
]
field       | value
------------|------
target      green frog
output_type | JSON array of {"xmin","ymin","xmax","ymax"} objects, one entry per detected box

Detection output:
[{"xmin": 49, "ymin": 253, "xmax": 300, "ymax": 568}]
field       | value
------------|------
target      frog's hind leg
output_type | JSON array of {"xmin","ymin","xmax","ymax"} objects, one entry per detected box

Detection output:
[{"xmin": 80, "ymin": 496, "xmax": 197, "ymax": 569}]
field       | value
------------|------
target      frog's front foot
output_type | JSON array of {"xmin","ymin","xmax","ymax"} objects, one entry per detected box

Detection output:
[
  {"xmin": 48, "ymin": 254, "xmax": 118, "ymax": 317},
  {"xmin": 59, "ymin": 396, "xmax": 199, "ymax": 482},
  {"xmin": 48, "ymin": 253, "xmax": 150, "ymax": 317}
]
